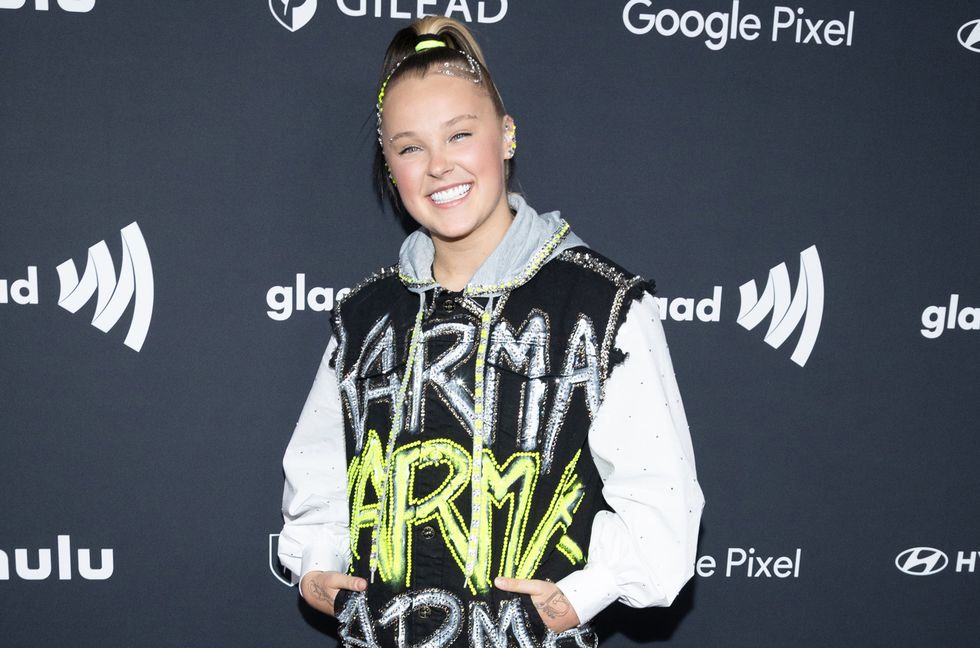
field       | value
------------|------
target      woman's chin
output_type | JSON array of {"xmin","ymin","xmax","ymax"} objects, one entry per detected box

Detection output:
[{"xmin": 429, "ymin": 224, "xmax": 476, "ymax": 244}]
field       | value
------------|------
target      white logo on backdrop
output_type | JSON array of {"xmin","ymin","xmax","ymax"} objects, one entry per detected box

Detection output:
[
  {"xmin": 920, "ymin": 294, "xmax": 979, "ymax": 339},
  {"xmin": 0, "ymin": 0, "xmax": 94, "ymax": 10},
  {"xmin": 622, "ymin": 1, "xmax": 855, "ymax": 50},
  {"xmin": 333, "ymin": 0, "xmax": 505, "ymax": 23},
  {"xmin": 269, "ymin": 533, "xmax": 296, "ymax": 587},
  {"xmin": 270, "ymin": 0, "xmax": 317, "ymax": 32},
  {"xmin": 737, "ymin": 245, "xmax": 824, "ymax": 367},
  {"xmin": 56, "ymin": 222, "xmax": 155, "ymax": 352},
  {"xmin": 267, "ymin": 274, "xmax": 349, "ymax": 321},
  {"xmin": 0, "ymin": 535, "xmax": 113, "ymax": 581},
  {"xmin": 895, "ymin": 547, "xmax": 979, "ymax": 576},
  {"xmin": 652, "ymin": 246, "xmax": 824, "ymax": 366},
  {"xmin": 0, "ymin": 267, "xmax": 38, "ymax": 305},
  {"xmin": 696, "ymin": 547, "xmax": 803, "ymax": 578},
  {"xmin": 959, "ymin": 19, "xmax": 980, "ymax": 52},
  {"xmin": 895, "ymin": 547, "xmax": 949, "ymax": 576}
]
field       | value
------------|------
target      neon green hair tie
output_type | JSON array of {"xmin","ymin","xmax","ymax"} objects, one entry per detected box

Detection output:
[{"xmin": 415, "ymin": 39, "xmax": 447, "ymax": 52}]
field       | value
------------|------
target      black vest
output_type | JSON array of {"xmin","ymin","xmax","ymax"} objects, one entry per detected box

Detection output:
[{"xmin": 330, "ymin": 247, "xmax": 652, "ymax": 648}]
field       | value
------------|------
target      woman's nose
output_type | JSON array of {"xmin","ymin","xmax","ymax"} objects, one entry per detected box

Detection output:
[{"xmin": 427, "ymin": 147, "xmax": 454, "ymax": 177}]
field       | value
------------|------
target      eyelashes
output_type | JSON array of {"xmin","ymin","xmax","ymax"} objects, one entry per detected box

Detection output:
[{"xmin": 397, "ymin": 132, "xmax": 472, "ymax": 156}]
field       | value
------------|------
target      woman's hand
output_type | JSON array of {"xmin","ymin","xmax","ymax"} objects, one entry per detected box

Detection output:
[
  {"xmin": 494, "ymin": 576, "xmax": 581, "ymax": 634},
  {"xmin": 299, "ymin": 570, "xmax": 368, "ymax": 618}
]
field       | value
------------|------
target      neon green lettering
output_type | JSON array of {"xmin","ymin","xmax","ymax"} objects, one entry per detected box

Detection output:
[
  {"xmin": 556, "ymin": 534, "xmax": 584, "ymax": 564},
  {"xmin": 469, "ymin": 450, "xmax": 540, "ymax": 591},
  {"xmin": 348, "ymin": 430, "xmax": 385, "ymax": 563},
  {"xmin": 348, "ymin": 437, "xmax": 585, "ymax": 589},
  {"xmin": 517, "ymin": 449, "xmax": 585, "ymax": 578},
  {"xmin": 389, "ymin": 439, "xmax": 470, "ymax": 587}
]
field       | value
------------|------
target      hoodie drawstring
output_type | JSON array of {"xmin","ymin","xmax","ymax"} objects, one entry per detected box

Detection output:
[
  {"xmin": 367, "ymin": 291, "xmax": 497, "ymax": 589},
  {"xmin": 462, "ymin": 295, "xmax": 494, "ymax": 587},
  {"xmin": 369, "ymin": 291, "xmax": 426, "ymax": 583}
]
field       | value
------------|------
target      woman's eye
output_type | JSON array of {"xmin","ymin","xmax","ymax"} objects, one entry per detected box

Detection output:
[
  {"xmin": 450, "ymin": 131, "xmax": 472, "ymax": 142},
  {"xmin": 398, "ymin": 145, "xmax": 421, "ymax": 155}
]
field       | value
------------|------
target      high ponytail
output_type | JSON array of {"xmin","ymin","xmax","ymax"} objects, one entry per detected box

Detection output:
[{"xmin": 379, "ymin": 16, "xmax": 493, "ymax": 82}]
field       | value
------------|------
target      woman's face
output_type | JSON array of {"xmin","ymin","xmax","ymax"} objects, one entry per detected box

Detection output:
[{"xmin": 381, "ymin": 71, "xmax": 513, "ymax": 246}]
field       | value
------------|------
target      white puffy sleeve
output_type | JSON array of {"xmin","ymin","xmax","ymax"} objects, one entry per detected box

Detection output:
[
  {"xmin": 555, "ymin": 292, "xmax": 705, "ymax": 624},
  {"xmin": 278, "ymin": 335, "xmax": 351, "ymax": 599}
]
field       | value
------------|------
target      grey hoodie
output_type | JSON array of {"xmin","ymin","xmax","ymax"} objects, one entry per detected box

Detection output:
[{"xmin": 396, "ymin": 192, "xmax": 588, "ymax": 297}]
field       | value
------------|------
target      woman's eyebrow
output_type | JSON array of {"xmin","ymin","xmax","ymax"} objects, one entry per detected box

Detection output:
[
  {"xmin": 389, "ymin": 114, "xmax": 478, "ymax": 143},
  {"xmin": 444, "ymin": 113, "xmax": 478, "ymax": 127}
]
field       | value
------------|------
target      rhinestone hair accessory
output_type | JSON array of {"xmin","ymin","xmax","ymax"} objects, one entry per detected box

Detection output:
[{"xmin": 376, "ymin": 38, "xmax": 484, "ymax": 148}]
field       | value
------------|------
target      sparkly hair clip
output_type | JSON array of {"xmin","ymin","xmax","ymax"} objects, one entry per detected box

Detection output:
[{"xmin": 376, "ymin": 36, "xmax": 484, "ymax": 147}]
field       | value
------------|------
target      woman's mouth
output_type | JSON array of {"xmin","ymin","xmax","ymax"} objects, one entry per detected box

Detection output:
[{"xmin": 429, "ymin": 183, "xmax": 472, "ymax": 205}]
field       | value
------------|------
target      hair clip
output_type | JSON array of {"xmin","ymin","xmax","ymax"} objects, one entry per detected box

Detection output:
[
  {"xmin": 376, "ymin": 47, "xmax": 484, "ymax": 147},
  {"xmin": 415, "ymin": 38, "xmax": 447, "ymax": 52}
]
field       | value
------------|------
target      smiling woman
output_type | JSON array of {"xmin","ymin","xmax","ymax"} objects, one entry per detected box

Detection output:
[
  {"xmin": 278, "ymin": 15, "xmax": 704, "ymax": 648},
  {"xmin": 382, "ymin": 74, "xmax": 514, "ymax": 272}
]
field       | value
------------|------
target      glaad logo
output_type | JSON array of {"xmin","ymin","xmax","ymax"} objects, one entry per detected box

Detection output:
[
  {"xmin": 921, "ymin": 294, "xmax": 979, "ymax": 339},
  {"xmin": 737, "ymin": 246, "xmax": 823, "ymax": 367},
  {"xmin": 652, "ymin": 246, "xmax": 823, "ymax": 366},
  {"xmin": 55, "ymin": 222, "xmax": 154, "ymax": 352},
  {"xmin": 0, "ymin": 267, "xmax": 39, "ymax": 305},
  {"xmin": 622, "ymin": 1, "xmax": 855, "ymax": 50},
  {"xmin": 269, "ymin": 533, "xmax": 295, "ymax": 587},
  {"xmin": 959, "ymin": 19, "xmax": 980, "ymax": 53},
  {"xmin": 0, "ymin": 535, "xmax": 113, "ymax": 581},
  {"xmin": 0, "ymin": 223, "xmax": 154, "ymax": 351},
  {"xmin": 696, "ymin": 547, "xmax": 803, "ymax": 578},
  {"xmin": 267, "ymin": 274, "xmax": 349, "ymax": 321},
  {"xmin": 270, "ymin": 0, "xmax": 316, "ymax": 32},
  {"xmin": 895, "ymin": 547, "xmax": 948, "ymax": 576},
  {"xmin": 0, "ymin": 0, "xmax": 94, "ymax": 11}
]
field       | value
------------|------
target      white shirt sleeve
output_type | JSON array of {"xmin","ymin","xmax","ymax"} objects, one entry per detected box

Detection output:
[
  {"xmin": 278, "ymin": 335, "xmax": 351, "ymax": 599},
  {"xmin": 555, "ymin": 292, "xmax": 705, "ymax": 625}
]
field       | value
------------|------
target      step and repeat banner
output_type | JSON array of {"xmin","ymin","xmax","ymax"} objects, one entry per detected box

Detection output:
[{"xmin": 1, "ymin": 1, "xmax": 977, "ymax": 646}]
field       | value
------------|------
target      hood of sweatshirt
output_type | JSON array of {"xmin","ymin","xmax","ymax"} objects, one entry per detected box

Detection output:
[{"xmin": 396, "ymin": 193, "xmax": 588, "ymax": 297}]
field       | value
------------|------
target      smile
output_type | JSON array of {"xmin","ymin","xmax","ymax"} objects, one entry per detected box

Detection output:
[{"xmin": 429, "ymin": 183, "xmax": 472, "ymax": 204}]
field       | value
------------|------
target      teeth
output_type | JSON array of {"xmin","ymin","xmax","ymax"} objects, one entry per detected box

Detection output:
[{"xmin": 430, "ymin": 184, "xmax": 471, "ymax": 204}]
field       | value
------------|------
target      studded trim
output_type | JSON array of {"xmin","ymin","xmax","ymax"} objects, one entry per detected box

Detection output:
[
  {"xmin": 555, "ymin": 249, "xmax": 648, "ymax": 394},
  {"xmin": 339, "ymin": 264, "xmax": 401, "ymax": 308}
]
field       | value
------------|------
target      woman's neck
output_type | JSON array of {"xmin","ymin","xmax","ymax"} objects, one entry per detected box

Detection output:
[{"xmin": 431, "ymin": 208, "xmax": 515, "ymax": 292}]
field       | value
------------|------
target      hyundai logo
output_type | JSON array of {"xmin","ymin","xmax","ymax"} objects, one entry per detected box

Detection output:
[
  {"xmin": 895, "ymin": 547, "xmax": 949, "ymax": 576},
  {"xmin": 959, "ymin": 19, "xmax": 980, "ymax": 52}
]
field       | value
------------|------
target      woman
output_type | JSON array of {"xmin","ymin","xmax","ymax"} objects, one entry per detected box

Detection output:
[{"xmin": 278, "ymin": 16, "xmax": 703, "ymax": 647}]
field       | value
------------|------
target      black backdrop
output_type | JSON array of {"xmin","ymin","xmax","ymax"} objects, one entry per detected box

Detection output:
[{"xmin": 1, "ymin": 1, "xmax": 978, "ymax": 646}]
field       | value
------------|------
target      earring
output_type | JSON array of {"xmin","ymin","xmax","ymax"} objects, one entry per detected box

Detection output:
[
  {"xmin": 385, "ymin": 162, "xmax": 397, "ymax": 186},
  {"xmin": 505, "ymin": 122, "xmax": 517, "ymax": 159}
]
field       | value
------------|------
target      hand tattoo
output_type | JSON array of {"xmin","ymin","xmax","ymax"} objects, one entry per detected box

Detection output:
[
  {"xmin": 309, "ymin": 578, "xmax": 335, "ymax": 605},
  {"xmin": 534, "ymin": 589, "xmax": 572, "ymax": 619}
]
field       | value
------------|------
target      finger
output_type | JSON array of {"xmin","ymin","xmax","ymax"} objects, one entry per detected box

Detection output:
[
  {"xmin": 323, "ymin": 572, "xmax": 368, "ymax": 591},
  {"xmin": 493, "ymin": 576, "xmax": 544, "ymax": 595},
  {"xmin": 344, "ymin": 575, "xmax": 369, "ymax": 591}
]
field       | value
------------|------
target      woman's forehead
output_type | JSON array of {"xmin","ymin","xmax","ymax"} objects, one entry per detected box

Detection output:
[{"xmin": 383, "ymin": 73, "xmax": 496, "ymax": 127}]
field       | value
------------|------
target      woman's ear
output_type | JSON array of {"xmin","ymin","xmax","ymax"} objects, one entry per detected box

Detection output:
[{"xmin": 502, "ymin": 115, "xmax": 517, "ymax": 159}]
